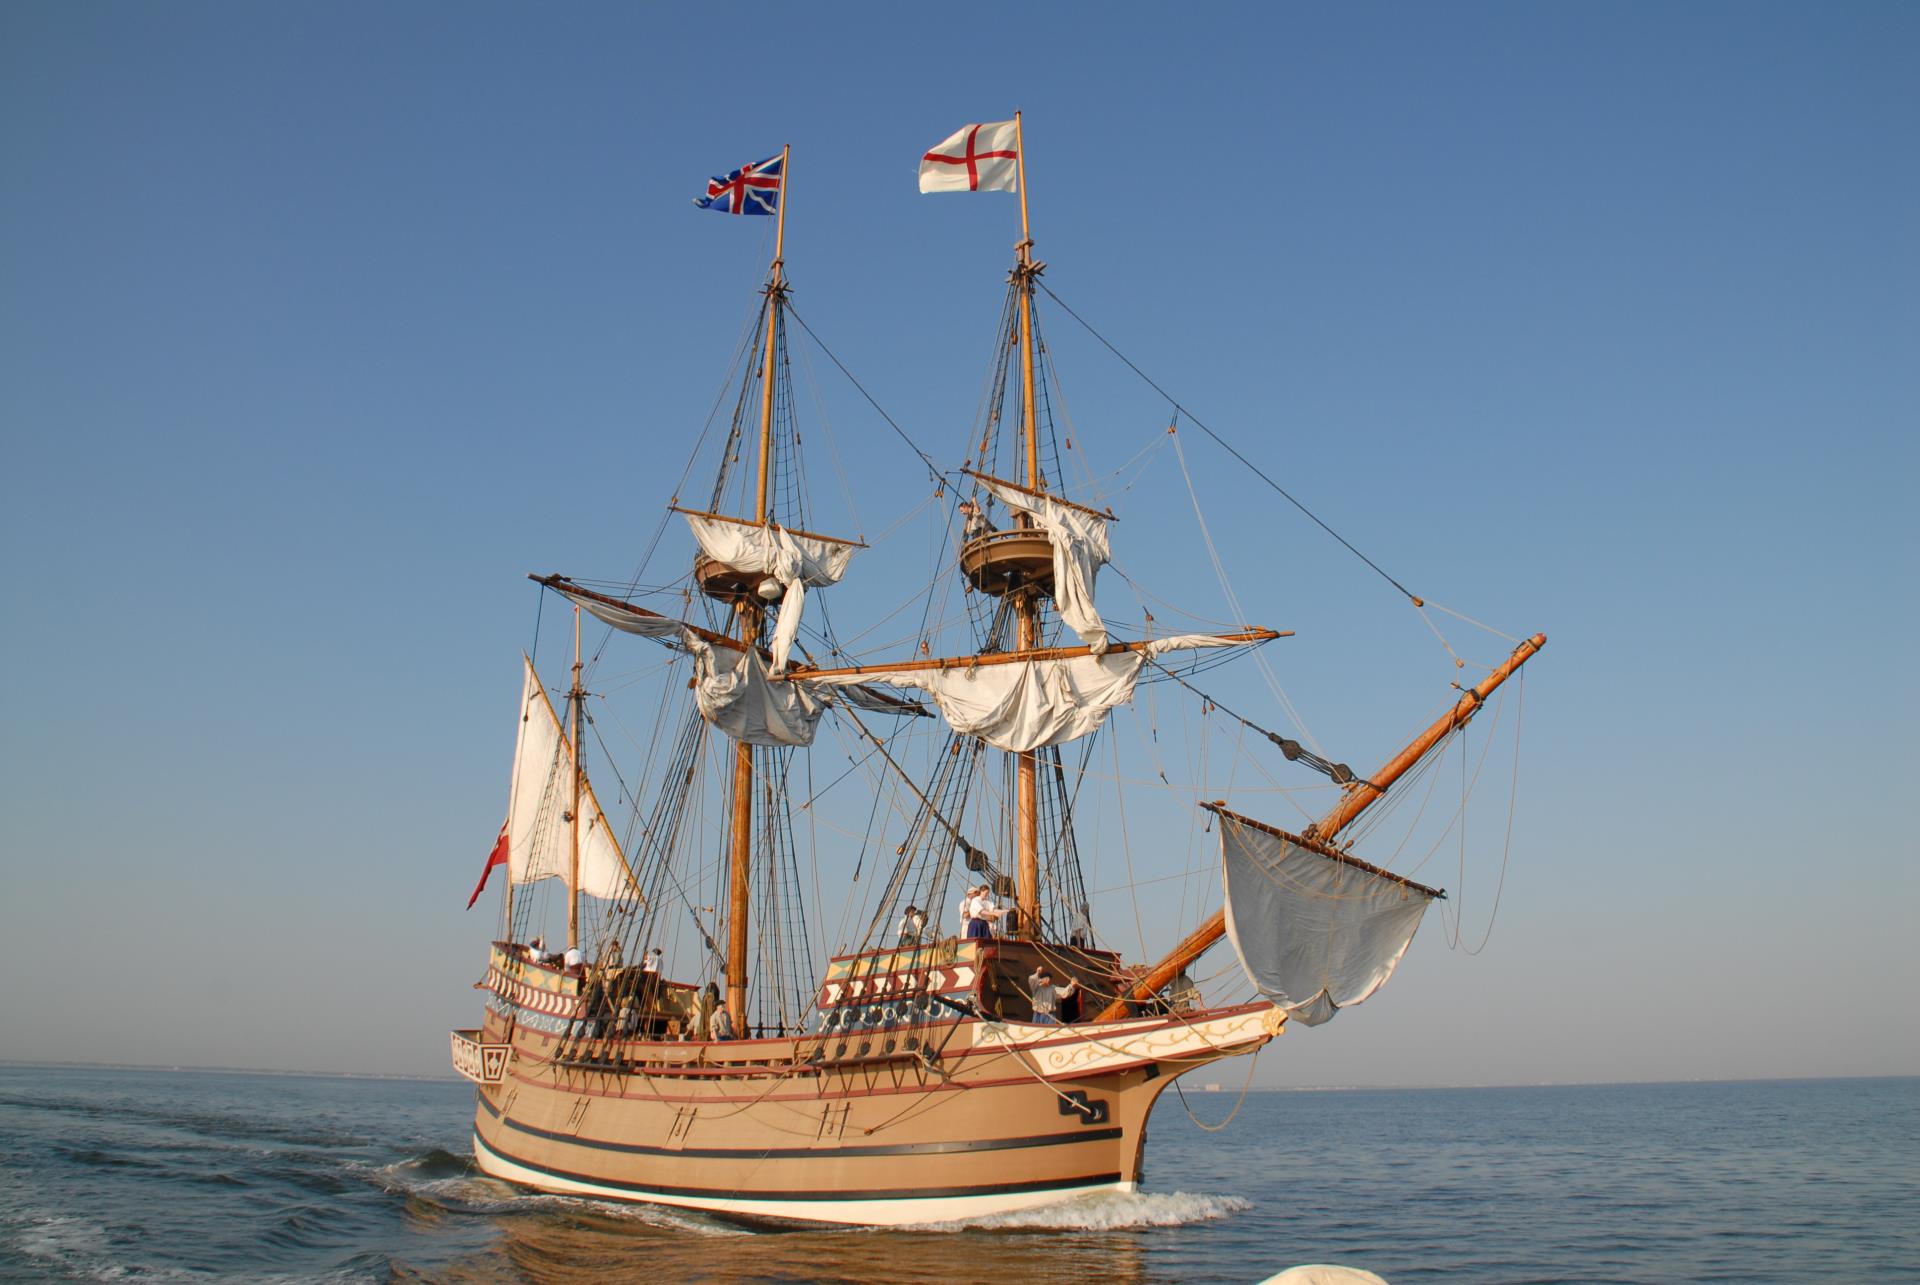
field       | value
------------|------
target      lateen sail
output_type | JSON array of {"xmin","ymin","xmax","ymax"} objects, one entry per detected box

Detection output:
[
  {"xmin": 797, "ymin": 634, "xmax": 1242, "ymax": 752},
  {"xmin": 550, "ymin": 587, "xmax": 688, "ymax": 640},
  {"xmin": 1218, "ymin": 812, "xmax": 1435, "ymax": 1026},
  {"xmin": 683, "ymin": 514, "xmax": 857, "ymax": 674},
  {"xmin": 976, "ymin": 476, "xmax": 1111, "ymax": 654},
  {"xmin": 506, "ymin": 656, "xmax": 642, "ymax": 901}
]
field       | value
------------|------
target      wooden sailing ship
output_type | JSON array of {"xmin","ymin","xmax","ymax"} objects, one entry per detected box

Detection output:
[{"xmin": 450, "ymin": 121, "xmax": 1546, "ymax": 1226}]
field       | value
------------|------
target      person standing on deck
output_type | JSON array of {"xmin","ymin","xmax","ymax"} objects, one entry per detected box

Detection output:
[
  {"xmin": 966, "ymin": 887, "xmax": 1009, "ymax": 941},
  {"xmin": 1028, "ymin": 968, "xmax": 1078, "ymax": 1025},
  {"xmin": 956, "ymin": 885, "xmax": 982, "ymax": 938}
]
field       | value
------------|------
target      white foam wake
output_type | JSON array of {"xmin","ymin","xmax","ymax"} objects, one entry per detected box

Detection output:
[{"xmin": 913, "ymin": 1189, "xmax": 1251, "ymax": 1232}]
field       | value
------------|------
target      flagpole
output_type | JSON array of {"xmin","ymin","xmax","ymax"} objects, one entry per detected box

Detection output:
[
  {"xmin": 771, "ymin": 143, "xmax": 790, "ymax": 287},
  {"xmin": 1014, "ymin": 111, "xmax": 1032, "ymax": 251},
  {"xmin": 754, "ymin": 145, "xmax": 789, "ymax": 521}
]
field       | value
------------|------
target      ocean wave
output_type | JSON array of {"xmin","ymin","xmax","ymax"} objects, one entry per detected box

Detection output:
[
  {"xmin": 909, "ymin": 1189, "xmax": 1252, "ymax": 1232},
  {"xmin": 0, "ymin": 1093, "xmax": 374, "ymax": 1150}
]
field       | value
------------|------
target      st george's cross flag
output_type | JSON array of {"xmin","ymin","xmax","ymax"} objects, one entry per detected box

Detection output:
[
  {"xmin": 695, "ymin": 154, "xmax": 783, "ymax": 215},
  {"xmin": 918, "ymin": 120, "xmax": 1019, "ymax": 193}
]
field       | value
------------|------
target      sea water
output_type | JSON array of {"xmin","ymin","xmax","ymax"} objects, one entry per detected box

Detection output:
[{"xmin": 1, "ymin": 1066, "xmax": 1913, "ymax": 1283}]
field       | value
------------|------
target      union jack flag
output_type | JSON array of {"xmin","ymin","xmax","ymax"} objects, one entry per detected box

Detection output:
[{"xmin": 694, "ymin": 155, "xmax": 782, "ymax": 216}]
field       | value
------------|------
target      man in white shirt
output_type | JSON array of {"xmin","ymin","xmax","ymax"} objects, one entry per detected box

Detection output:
[
  {"xmin": 897, "ymin": 904, "xmax": 926, "ymax": 946},
  {"xmin": 563, "ymin": 944, "xmax": 584, "ymax": 970}
]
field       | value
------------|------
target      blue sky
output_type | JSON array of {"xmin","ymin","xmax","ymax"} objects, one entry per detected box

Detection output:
[{"xmin": 2, "ymin": 2, "xmax": 1914, "ymax": 1084}]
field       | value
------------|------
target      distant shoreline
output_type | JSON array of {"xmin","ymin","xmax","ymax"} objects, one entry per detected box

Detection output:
[{"xmin": 3, "ymin": 1059, "xmax": 1911, "ymax": 1092}]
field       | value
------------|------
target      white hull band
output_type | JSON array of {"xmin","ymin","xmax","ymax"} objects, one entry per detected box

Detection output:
[{"xmin": 471, "ymin": 1130, "xmax": 1132, "ymax": 1227}]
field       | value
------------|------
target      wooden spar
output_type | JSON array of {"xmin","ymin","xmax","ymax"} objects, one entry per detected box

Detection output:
[
  {"xmin": 567, "ymin": 606, "xmax": 583, "ymax": 953},
  {"xmin": 668, "ymin": 506, "xmax": 866, "ymax": 548},
  {"xmin": 1305, "ymin": 634, "xmax": 1546, "ymax": 841},
  {"xmin": 781, "ymin": 628, "xmax": 1286, "ymax": 682},
  {"xmin": 528, "ymin": 575, "xmax": 749, "ymax": 653},
  {"xmin": 962, "ymin": 469, "xmax": 1116, "ymax": 520},
  {"xmin": 531, "ymin": 575, "xmax": 924, "ymax": 722},
  {"xmin": 1015, "ymin": 603, "xmax": 1040, "ymax": 936},
  {"xmin": 1091, "ymin": 631, "xmax": 1548, "ymax": 1021},
  {"xmin": 1012, "ymin": 111, "xmax": 1041, "ymax": 939},
  {"xmin": 1203, "ymin": 802, "xmax": 1448, "ymax": 900},
  {"xmin": 725, "ymin": 604, "xmax": 757, "ymax": 1032}
]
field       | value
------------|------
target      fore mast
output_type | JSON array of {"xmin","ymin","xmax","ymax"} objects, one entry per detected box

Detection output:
[{"xmin": 705, "ymin": 146, "xmax": 791, "ymax": 1031}]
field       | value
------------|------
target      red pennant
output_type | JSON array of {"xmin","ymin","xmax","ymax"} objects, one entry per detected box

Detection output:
[{"xmin": 466, "ymin": 825, "xmax": 510, "ymax": 909}]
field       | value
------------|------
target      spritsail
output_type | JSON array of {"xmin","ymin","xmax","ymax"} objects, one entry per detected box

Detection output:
[{"xmin": 1216, "ymin": 808, "xmax": 1439, "ymax": 1026}]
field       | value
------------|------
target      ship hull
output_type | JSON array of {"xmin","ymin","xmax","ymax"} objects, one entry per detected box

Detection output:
[{"xmin": 455, "ymin": 948, "xmax": 1282, "ymax": 1226}]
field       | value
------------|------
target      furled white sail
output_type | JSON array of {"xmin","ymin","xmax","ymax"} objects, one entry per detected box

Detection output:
[
  {"xmin": 798, "ymin": 635, "xmax": 1239, "ymax": 752},
  {"xmin": 977, "ymin": 477, "xmax": 1112, "ymax": 654},
  {"xmin": 685, "ymin": 634, "xmax": 826, "ymax": 748},
  {"xmin": 1218, "ymin": 813, "xmax": 1433, "ymax": 1026},
  {"xmin": 546, "ymin": 578, "xmax": 924, "ymax": 737},
  {"xmin": 684, "ymin": 514, "xmax": 857, "ymax": 674},
  {"xmin": 506, "ymin": 657, "xmax": 641, "ymax": 902},
  {"xmin": 550, "ymin": 586, "xmax": 688, "ymax": 639}
]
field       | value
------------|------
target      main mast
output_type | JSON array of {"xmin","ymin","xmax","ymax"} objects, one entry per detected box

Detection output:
[
  {"xmin": 1010, "ymin": 111, "xmax": 1042, "ymax": 939},
  {"xmin": 725, "ymin": 144, "xmax": 790, "ymax": 1031}
]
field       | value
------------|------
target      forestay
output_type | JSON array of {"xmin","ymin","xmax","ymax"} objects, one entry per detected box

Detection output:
[
  {"xmin": 1219, "ymin": 812, "xmax": 1434, "ymax": 1026},
  {"xmin": 684, "ymin": 514, "xmax": 857, "ymax": 674},
  {"xmin": 797, "ymin": 635, "xmax": 1240, "ymax": 753},
  {"xmin": 977, "ymin": 477, "xmax": 1111, "ymax": 655},
  {"xmin": 506, "ymin": 657, "xmax": 641, "ymax": 901}
]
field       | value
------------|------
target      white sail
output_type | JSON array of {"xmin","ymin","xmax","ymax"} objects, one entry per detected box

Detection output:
[
  {"xmin": 506, "ymin": 657, "xmax": 641, "ymax": 902},
  {"xmin": 977, "ymin": 476, "xmax": 1112, "ymax": 654},
  {"xmin": 546, "ymin": 578, "xmax": 923, "ymax": 738},
  {"xmin": 551, "ymin": 586, "xmax": 688, "ymax": 640},
  {"xmin": 684, "ymin": 514, "xmax": 858, "ymax": 675},
  {"xmin": 797, "ymin": 635, "xmax": 1239, "ymax": 753},
  {"xmin": 1218, "ymin": 813, "xmax": 1433, "ymax": 1026},
  {"xmin": 685, "ymin": 634, "xmax": 826, "ymax": 748}
]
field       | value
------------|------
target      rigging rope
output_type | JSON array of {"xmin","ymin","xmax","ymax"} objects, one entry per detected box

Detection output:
[
  {"xmin": 1037, "ymin": 280, "xmax": 1420, "ymax": 605},
  {"xmin": 786, "ymin": 303, "xmax": 946, "ymax": 488},
  {"xmin": 1146, "ymin": 659, "xmax": 1364, "ymax": 788}
]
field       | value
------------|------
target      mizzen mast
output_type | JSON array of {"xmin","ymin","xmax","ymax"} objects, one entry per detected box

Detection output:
[
  {"xmin": 567, "ymin": 603, "xmax": 584, "ymax": 951},
  {"xmin": 1093, "ymin": 631, "xmax": 1549, "ymax": 1021}
]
